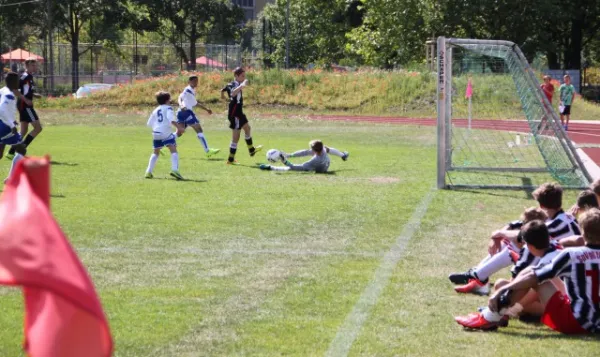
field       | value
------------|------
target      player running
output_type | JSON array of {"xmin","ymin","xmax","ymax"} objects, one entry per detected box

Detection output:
[
  {"xmin": 176, "ymin": 75, "xmax": 220, "ymax": 158},
  {"xmin": 259, "ymin": 140, "xmax": 349, "ymax": 173},
  {"xmin": 145, "ymin": 91, "xmax": 185, "ymax": 180},
  {"xmin": 221, "ymin": 67, "xmax": 262, "ymax": 165},
  {"xmin": 0, "ymin": 72, "xmax": 28, "ymax": 181},
  {"xmin": 7, "ymin": 58, "xmax": 42, "ymax": 160},
  {"xmin": 457, "ymin": 209, "xmax": 600, "ymax": 334}
]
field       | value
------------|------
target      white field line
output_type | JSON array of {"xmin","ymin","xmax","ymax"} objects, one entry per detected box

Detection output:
[
  {"xmin": 77, "ymin": 247, "xmax": 387, "ymax": 259},
  {"xmin": 325, "ymin": 190, "xmax": 435, "ymax": 357}
]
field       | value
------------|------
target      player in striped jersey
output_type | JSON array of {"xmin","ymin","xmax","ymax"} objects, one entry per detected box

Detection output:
[
  {"xmin": 176, "ymin": 76, "xmax": 220, "ymax": 158},
  {"xmin": 481, "ymin": 208, "xmax": 600, "ymax": 334},
  {"xmin": 450, "ymin": 183, "xmax": 580, "ymax": 295},
  {"xmin": 455, "ymin": 220, "xmax": 564, "ymax": 330}
]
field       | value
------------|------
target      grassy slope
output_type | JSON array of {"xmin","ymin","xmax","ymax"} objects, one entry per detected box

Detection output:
[
  {"xmin": 0, "ymin": 112, "xmax": 597, "ymax": 356},
  {"xmin": 37, "ymin": 70, "xmax": 600, "ymax": 120}
]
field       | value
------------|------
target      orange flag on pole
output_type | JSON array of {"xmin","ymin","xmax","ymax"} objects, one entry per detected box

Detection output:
[
  {"xmin": 465, "ymin": 78, "xmax": 473, "ymax": 99},
  {"xmin": 0, "ymin": 157, "xmax": 113, "ymax": 357}
]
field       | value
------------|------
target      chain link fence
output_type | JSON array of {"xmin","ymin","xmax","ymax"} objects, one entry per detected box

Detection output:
[{"xmin": 2, "ymin": 42, "xmax": 241, "ymax": 96}]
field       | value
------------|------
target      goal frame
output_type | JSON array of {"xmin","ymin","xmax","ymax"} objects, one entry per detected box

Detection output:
[{"xmin": 436, "ymin": 37, "xmax": 592, "ymax": 190}]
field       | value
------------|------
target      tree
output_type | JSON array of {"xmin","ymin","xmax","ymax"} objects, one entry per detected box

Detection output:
[
  {"xmin": 52, "ymin": 0, "xmax": 131, "ymax": 91},
  {"xmin": 138, "ymin": 0, "xmax": 243, "ymax": 70}
]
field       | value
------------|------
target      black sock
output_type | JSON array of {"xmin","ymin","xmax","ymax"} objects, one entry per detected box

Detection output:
[
  {"xmin": 23, "ymin": 134, "xmax": 35, "ymax": 147},
  {"xmin": 245, "ymin": 137, "xmax": 255, "ymax": 153},
  {"xmin": 8, "ymin": 146, "xmax": 15, "ymax": 155},
  {"xmin": 228, "ymin": 147, "xmax": 237, "ymax": 162}
]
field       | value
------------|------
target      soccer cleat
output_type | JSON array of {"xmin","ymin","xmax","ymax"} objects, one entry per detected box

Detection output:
[
  {"xmin": 448, "ymin": 269, "xmax": 476, "ymax": 285},
  {"xmin": 226, "ymin": 160, "xmax": 240, "ymax": 166},
  {"xmin": 206, "ymin": 148, "xmax": 221, "ymax": 158},
  {"xmin": 259, "ymin": 164, "xmax": 272, "ymax": 170},
  {"xmin": 145, "ymin": 172, "xmax": 153, "ymax": 179},
  {"xmin": 476, "ymin": 307, "xmax": 509, "ymax": 327},
  {"xmin": 169, "ymin": 170, "xmax": 184, "ymax": 180},
  {"xmin": 455, "ymin": 313, "xmax": 501, "ymax": 331},
  {"xmin": 5, "ymin": 153, "xmax": 14, "ymax": 160},
  {"xmin": 249, "ymin": 145, "xmax": 263, "ymax": 157},
  {"xmin": 455, "ymin": 278, "xmax": 490, "ymax": 295},
  {"xmin": 342, "ymin": 152, "xmax": 350, "ymax": 161}
]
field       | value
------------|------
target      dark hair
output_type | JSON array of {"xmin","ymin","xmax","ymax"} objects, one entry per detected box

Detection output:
[
  {"xmin": 532, "ymin": 182, "xmax": 563, "ymax": 210},
  {"xmin": 155, "ymin": 91, "xmax": 171, "ymax": 105},
  {"xmin": 5, "ymin": 72, "xmax": 19, "ymax": 90},
  {"xmin": 580, "ymin": 208, "xmax": 600, "ymax": 244},
  {"xmin": 25, "ymin": 58, "xmax": 37, "ymax": 65},
  {"xmin": 310, "ymin": 140, "xmax": 324, "ymax": 153},
  {"xmin": 233, "ymin": 67, "xmax": 245, "ymax": 76},
  {"xmin": 521, "ymin": 220, "xmax": 550, "ymax": 250},
  {"xmin": 188, "ymin": 75, "xmax": 198, "ymax": 82},
  {"xmin": 577, "ymin": 190, "xmax": 599, "ymax": 210},
  {"xmin": 590, "ymin": 179, "xmax": 600, "ymax": 196}
]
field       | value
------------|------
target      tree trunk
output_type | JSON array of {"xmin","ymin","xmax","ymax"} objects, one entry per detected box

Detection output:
[
  {"xmin": 565, "ymin": 18, "xmax": 583, "ymax": 70},
  {"xmin": 547, "ymin": 51, "xmax": 560, "ymax": 69},
  {"xmin": 71, "ymin": 33, "xmax": 79, "ymax": 93},
  {"xmin": 189, "ymin": 22, "xmax": 197, "ymax": 70}
]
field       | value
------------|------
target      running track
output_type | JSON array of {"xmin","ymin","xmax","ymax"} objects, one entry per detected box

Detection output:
[{"xmin": 305, "ymin": 115, "xmax": 600, "ymax": 169}]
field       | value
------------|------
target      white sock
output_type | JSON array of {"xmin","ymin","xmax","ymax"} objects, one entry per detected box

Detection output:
[
  {"xmin": 197, "ymin": 133, "xmax": 209, "ymax": 152},
  {"xmin": 7, "ymin": 153, "xmax": 23, "ymax": 179},
  {"xmin": 146, "ymin": 153, "xmax": 158, "ymax": 174},
  {"xmin": 328, "ymin": 147, "xmax": 344, "ymax": 157},
  {"xmin": 270, "ymin": 166, "xmax": 290, "ymax": 172},
  {"xmin": 481, "ymin": 307, "xmax": 502, "ymax": 322},
  {"xmin": 474, "ymin": 247, "xmax": 513, "ymax": 281},
  {"xmin": 171, "ymin": 152, "xmax": 179, "ymax": 171}
]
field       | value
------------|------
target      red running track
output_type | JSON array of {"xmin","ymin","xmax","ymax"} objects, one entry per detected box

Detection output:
[{"xmin": 304, "ymin": 115, "xmax": 600, "ymax": 167}]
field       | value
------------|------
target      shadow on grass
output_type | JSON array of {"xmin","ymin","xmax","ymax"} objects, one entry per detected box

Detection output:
[
  {"xmin": 497, "ymin": 330, "xmax": 600, "ymax": 341},
  {"xmin": 50, "ymin": 160, "xmax": 79, "ymax": 167},
  {"xmin": 448, "ymin": 188, "xmax": 534, "ymax": 200},
  {"xmin": 152, "ymin": 177, "xmax": 207, "ymax": 183},
  {"xmin": 51, "ymin": 194, "xmax": 66, "ymax": 198}
]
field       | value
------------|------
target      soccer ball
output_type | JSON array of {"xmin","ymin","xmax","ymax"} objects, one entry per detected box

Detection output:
[{"xmin": 267, "ymin": 149, "xmax": 281, "ymax": 163}]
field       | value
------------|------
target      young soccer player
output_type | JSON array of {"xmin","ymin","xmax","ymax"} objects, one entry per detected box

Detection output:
[
  {"xmin": 460, "ymin": 208, "xmax": 600, "ymax": 334},
  {"xmin": 176, "ymin": 75, "xmax": 220, "ymax": 157},
  {"xmin": 449, "ymin": 182, "xmax": 580, "ymax": 295},
  {"xmin": 220, "ymin": 67, "xmax": 262, "ymax": 165},
  {"xmin": 0, "ymin": 72, "xmax": 28, "ymax": 181},
  {"xmin": 145, "ymin": 91, "xmax": 185, "ymax": 180},
  {"xmin": 7, "ymin": 58, "xmax": 42, "ymax": 159},
  {"xmin": 454, "ymin": 220, "xmax": 563, "ymax": 330},
  {"xmin": 559, "ymin": 74, "xmax": 575, "ymax": 131},
  {"xmin": 259, "ymin": 140, "xmax": 349, "ymax": 173},
  {"xmin": 561, "ymin": 190, "xmax": 599, "ymax": 248}
]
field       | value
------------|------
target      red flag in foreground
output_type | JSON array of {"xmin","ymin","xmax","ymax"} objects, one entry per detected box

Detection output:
[{"xmin": 0, "ymin": 157, "xmax": 112, "ymax": 357}]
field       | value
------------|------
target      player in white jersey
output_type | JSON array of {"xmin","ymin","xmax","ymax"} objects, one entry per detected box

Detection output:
[
  {"xmin": 455, "ymin": 220, "xmax": 564, "ymax": 330},
  {"xmin": 259, "ymin": 140, "xmax": 349, "ymax": 173},
  {"xmin": 0, "ymin": 72, "xmax": 28, "ymax": 182},
  {"xmin": 462, "ymin": 208, "xmax": 600, "ymax": 334},
  {"xmin": 176, "ymin": 76, "xmax": 220, "ymax": 158},
  {"xmin": 145, "ymin": 91, "xmax": 185, "ymax": 180},
  {"xmin": 450, "ymin": 182, "xmax": 580, "ymax": 295}
]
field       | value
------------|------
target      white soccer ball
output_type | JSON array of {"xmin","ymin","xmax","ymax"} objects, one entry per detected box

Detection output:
[{"xmin": 267, "ymin": 149, "xmax": 281, "ymax": 163}]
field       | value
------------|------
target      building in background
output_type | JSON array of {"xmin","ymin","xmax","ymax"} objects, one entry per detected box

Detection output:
[{"xmin": 233, "ymin": 0, "xmax": 274, "ymax": 22}]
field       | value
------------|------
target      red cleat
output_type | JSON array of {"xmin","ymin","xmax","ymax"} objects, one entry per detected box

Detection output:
[
  {"xmin": 455, "ymin": 279, "xmax": 490, "ymax": 295},
  {"xmin": 455, "ymin": 312, "xmax": 500, "ymax": 331}
]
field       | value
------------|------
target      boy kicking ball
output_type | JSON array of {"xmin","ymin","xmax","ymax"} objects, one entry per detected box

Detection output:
[
  {"xmin": 145, "ymin": 91, "xmax": 185, "ymax": 180},
  {"xmin": 0, "ymin": 72, "xmax": 28, "ymax": 182},
  {"xmin": 260, "ymin": 140, "xmax": 349, "ymax": 173}
]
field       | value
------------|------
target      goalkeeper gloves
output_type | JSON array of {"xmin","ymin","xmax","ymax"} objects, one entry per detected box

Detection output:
[{"xmin": 259, "ymin": 164, "xmax": 272, "ymax": 170}]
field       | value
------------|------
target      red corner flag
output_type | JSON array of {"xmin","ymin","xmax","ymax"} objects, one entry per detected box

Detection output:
[
  {"xmin": 0, "ymin": 157, "xmax": 113, "ymax": 357},
  {"xmin": 465, "ymin": 78, "xmax": 473, "ymax": 99}
]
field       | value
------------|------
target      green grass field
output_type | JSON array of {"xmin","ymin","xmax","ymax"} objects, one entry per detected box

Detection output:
[{"xmin": 0, "ymin": 112, "xmax": 598, "ymax": 356}]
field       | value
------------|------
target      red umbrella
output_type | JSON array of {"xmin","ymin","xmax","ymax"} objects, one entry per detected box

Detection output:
[
  {"xmin": 195, "ymin": 56, "xmax": 226, "ymax": 68},
  {"xmin": 0, "ymin": 49, "xmax": 44, "ymax": 63}
]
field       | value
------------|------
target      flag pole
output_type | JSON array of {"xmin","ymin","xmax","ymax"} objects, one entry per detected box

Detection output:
[{"xmin": 466, "ymin": 77, "xmax": 473, "ymax": 131}]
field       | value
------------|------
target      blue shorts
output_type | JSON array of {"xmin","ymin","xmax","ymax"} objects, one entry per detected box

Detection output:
[
  {"xmin": 0, "ymin": 122, "xmax": 22, "ymax": 145},
  {"xmin": 176, "ymin": 109, "xmax": 200, "ymax": 127},
  {"xmin": 153, "ymin": 134, "xmax": 176, "ymax": 149}
]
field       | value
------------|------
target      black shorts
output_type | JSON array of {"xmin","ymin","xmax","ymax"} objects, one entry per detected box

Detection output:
[
  {"xmin": 562, "ymin": 105, "xmax": 571, "ymax": 116},
  {"xmin": 228, "ymin": 113, "xmax": 249, "ymax": 130},
  {"xmin": 19, "ymin": 107, "xmax": 39, "ymax": 122}
]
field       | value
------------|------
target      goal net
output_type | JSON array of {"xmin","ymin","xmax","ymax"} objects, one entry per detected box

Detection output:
[{"xmin": 436, "ymin": 37, "xmax": 592, "ymax": 189}]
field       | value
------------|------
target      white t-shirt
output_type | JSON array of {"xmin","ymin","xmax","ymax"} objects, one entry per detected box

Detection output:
[
  {"xmin": 0, "ymin": 87, "xmax": 17, "ymax": 128},
  {"xmin": 178, "ymin": 85, "xmax": 197, "ymax": 110},
  {"xmin": 147, "ymin": 105, "xmax": 176, "ymax": 139}
]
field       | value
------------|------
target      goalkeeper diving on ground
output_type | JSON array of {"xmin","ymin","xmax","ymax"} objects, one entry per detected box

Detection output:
[{"xmin": 259, "ymin": 140, "xmax": 349, "ymax": 173}]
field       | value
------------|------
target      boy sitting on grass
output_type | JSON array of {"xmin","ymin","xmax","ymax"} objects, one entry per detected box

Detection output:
[{"xmin": 259, "ymin": 140, "xmax": 349, "ymax": 173}]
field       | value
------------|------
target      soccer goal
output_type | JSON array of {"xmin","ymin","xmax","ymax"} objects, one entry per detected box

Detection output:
[{"xmin": 436, "ymin": 37, "xmax": 592, "ymax": 189}]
